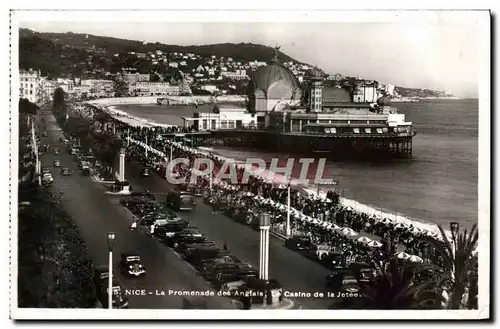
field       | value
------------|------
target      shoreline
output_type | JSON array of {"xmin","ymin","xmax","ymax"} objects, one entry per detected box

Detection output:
[{"xmin": 83, "ymin": 97, "xmax": 449, "ymax": 236}]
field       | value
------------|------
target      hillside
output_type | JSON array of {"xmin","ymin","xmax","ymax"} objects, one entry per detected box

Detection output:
[
  {"xmin": 19, "ymin": 28, "xmax": 300, "ymax": 77},
  {"xmin": 18, "ymin": 28, "xmax": 453, "ymax": 98}
]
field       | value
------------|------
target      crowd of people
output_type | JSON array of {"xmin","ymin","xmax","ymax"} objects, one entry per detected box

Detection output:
[{"xmin": 119, "ymin": 125, "xmax": 450, "ymax": 268}]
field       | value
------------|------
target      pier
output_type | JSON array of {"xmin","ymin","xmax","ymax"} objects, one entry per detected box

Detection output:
[{"xmin": 159, "ymin": 129, "xmax": 415, "ymax": 159}]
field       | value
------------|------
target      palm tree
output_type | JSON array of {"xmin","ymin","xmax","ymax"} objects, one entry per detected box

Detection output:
[
  {"xmin": 358, "ymin": 260, "xmax": 443, "ymax": 309},
  {"xmin": 428, "ymin": 223, "xmax": 478, "ymax": 309}
]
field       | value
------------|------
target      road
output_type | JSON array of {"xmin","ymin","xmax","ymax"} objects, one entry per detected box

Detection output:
[
  {"xmin": 123, "ymin": 156, "xmax": 335, "ymax": 309},
  {"xmin": 37, "ymin": 110, "xmax": 235, "ymax": 310}
]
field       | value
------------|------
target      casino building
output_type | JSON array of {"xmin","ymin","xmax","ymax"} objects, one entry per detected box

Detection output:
[{"xmin": 182, "ymin": 50, "xmax": 415, "ymax": 158}]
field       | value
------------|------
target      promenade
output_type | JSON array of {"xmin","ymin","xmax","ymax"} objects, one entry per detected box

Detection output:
[{"xmin": 38, "ymin": 108, "xmax": 235, "ymax": 310}]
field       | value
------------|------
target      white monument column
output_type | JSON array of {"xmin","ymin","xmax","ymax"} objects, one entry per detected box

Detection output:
[
  {"xmin": 259, "ymin": 213, "xmax": 270, "ymax": 281},
  {"xmin": 119, "ymin": 148, "xmax": 125, "ymax": 182}
]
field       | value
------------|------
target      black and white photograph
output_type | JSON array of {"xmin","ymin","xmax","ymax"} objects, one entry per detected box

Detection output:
[{"xmin": 8, "ymin": 9, "xmax": 491, "ymax": 320}]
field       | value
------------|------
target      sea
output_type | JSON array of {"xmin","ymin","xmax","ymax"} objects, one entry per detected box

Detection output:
[{"xmin": 115, "ymin": 99, "xmax": 479, "ymax": 230}]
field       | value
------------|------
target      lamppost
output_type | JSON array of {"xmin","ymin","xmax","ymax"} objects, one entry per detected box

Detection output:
[
  {"xmin": 107, "ymin": 232, "xmax": 116, "ymax": 309},
  {"xmin": 286, "ymin": 181, "xmax": 291, "ymax": 237},
  {"xmin": 259, "ymin": 213, "xmax": 271, "ymax": 307}
]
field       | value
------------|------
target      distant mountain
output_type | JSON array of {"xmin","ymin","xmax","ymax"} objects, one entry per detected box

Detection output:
[{"xmin": 393, "ymin": 86, "xmax": 455, "ymax": 99}]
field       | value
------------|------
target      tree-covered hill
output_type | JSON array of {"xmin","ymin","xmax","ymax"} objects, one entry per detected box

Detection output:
[{"xmin": 19, "ymin": 28, "xmax": 300, "ymax": 76}]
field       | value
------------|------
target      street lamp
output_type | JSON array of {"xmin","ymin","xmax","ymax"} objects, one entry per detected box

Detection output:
[
  {"xmin": 258, "ymin": 213, "xmax": 271, "ymax": 308},
  {"xmin": 286, "ymin": 181, "xmax": 291, "ymax": 238},
  {"xmin": 107, "ymin": 232, "xmax": 116, "ymax": 309}
]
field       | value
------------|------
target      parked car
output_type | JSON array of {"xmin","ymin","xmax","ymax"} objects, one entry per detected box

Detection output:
[
  {"xmin": 61, "ymin": 167, "xmax": 72, "ymax": 176},
  {"xmin": 93, "ymin": 266, "xmax": 129, "ymax": 309},
  {"xmin": 211, "ymin": 265, "xmax": 259, "ymax": 289},
  {"xmin": 53, "ymin": 160, "xmax": 61, "ymax": 167},
  {"xmin": 166, "ymin": 228, "xmax": 205, "ymax": 248},
  {"xmin": 204, "ymin": 262, "xmax": 246, "ymax": 281},
  {"xmin": 141, "ymin": 168, "xmax": 150, "ymax": 177},
  {"xmin": 120, "ymin": 253, "xmax": 146, "ymax": 277},
  {"xmin": 165, "ymin": 189, "xmax": 196, "ymax": 211},
  {"xmin": 233, "ymin": 278, "xmax": 283, "ymax": 305},
  {"xmin": 307, "ymin": 243, "xmax": 333, "ymax": 261},
  {"xmin": 285, "ymin": 235, "xmax": 312, "ymax": 251},
  {"xmin": 197, "ymin": 255, "xmax": 241, "ymax": 273},
  {"xmin": 41, "ymin": 173, "xmax": 54, "ymax": 185}
]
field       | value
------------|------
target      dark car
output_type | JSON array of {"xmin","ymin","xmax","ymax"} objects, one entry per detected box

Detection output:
[
  {"xmin": 166, "ymin": 190, "xmax": 196, "ymax": 211},
  {"xmin": 179, "ymin": 241, "xmax": 217, "ymax": 256},
  {"xmin": 212, "ymin": 265, "xmax": 259, "ymax": 289},
  {"xmin": 167, "ymin": 228, "xmax": 205, "ymax": 248},
  {"xmin": 234, "ymin": 278, "xmax": 283, "ymax": 305},
  {"xmin": 285, "ymin": 235, "xmax": 312, "ymax": 251},
  {"xmin": 93, "ymin": 266, "xmax": 129, "ymax": 308},
  {"xmin": 204, "ymin": 262, "xmax": 245, "ymax": 281},
  {"xmin": 120, "ymin": 192, "xmax": 155, "ymax": 207},
  {"xmin": 141, "ymin": 168, "xmax": 151, "ymax": 177},
  {"xmin": 197, "ymin": 255, "xmax": 241, "ymax": 273},
  {"xmin": 183, "ymin": 245, "xmax": 227, "ymax": 265},
  {"xmin": 120, "ymin": 253, "xmax": 146, "ymax": 277},
  {"xmin": 321, "ymin": 251, "xmax": 347, "ymax": 270},
  {"xmin": 61, "ymin": 167, "xmax": 71, "ymax": 176}
]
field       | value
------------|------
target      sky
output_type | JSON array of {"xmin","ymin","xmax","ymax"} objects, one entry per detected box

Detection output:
[{"xmin": 20, "ymin": 20, "xmax": 483, "ymax": 97}]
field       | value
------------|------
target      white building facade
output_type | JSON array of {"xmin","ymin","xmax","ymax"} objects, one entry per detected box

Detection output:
[
  {"xmin": 19, "ymin": 69, "xmax": 41, "ymax": 103},
  {"xmin": 129, "ymin": 82, "xmax": 181, "ymax": 96}
]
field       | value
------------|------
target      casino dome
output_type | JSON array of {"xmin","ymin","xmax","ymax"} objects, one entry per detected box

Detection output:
[
  {"xmin": 246, "ymin": 49, "xmax": 303, "ymax": 113},
  {"xmin": 248, "ymin": 63, "xmax": 302, "ymax": 95}
]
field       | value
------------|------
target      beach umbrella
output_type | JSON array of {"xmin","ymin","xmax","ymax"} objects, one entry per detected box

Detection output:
[
  {"xmin": 395, "ymin": 252, "xmax": 411, "ymax": 260},
  {"xmin": 254, "ymin": 195, "xmax": 264, "ymax": 200},
  {"xmin": 409, "ymin": 255, "xmax": 423, "ymax": 263},
  {"xmin": 245, "ymin": 191, "xmax": 254, "ymax": 197},
  {"xmin": 357, "ymin": 236, "xmax": 373, "ymax": 244},
  {"xmin": 321, "ymin": 221, "xmax": 330, "ymax": 228},
  {"xmin": 329, "ymin": 224, "xmax": 341, "ymax": 231},
  {"xmin": 367, "ymin": 240, "xmax": 383, "ymax": 248},
  {"xmin": 394, "ymin": 223, "xmax": 406, "ymax": 229},
  {"xmin": 410, "ymin": 227, "xmax": 422, "ymax": 234},
  {"xmin": 341, "ymin": 227, "xmax": 358, "ymax": 237}
]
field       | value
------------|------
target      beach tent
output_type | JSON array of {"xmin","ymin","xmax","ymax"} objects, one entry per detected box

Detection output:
[
  {"xmin": 395, "ymin": 252, "xmax": 411, "ymax": 260},
  {"xmin": 328, "ymin": 224, "xmax": 341, "ymax": 231},
  {"xmin": 340, "ymin": 227, "xmax": 358, "ymax": 237},
  {"xmin": 394, "ymin": 223, "xmax": 407, "ymax": 229},
  {"xmin": 367, "ymin": 240, "xmax": 383, "ymax": 248},
  {"xmin": 357, "ymin": 236, "xmax": 372, "ymax": 244},
  {"xmin": 409, "ymin": 255, "xmax": 423, "ymax": 263}
]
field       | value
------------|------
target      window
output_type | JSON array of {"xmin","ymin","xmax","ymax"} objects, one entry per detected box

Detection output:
[
  {"xmin": 353, "ymin": 128, "xmax": 360, "ymax": 134},
  {"xmin": 365, "ymin": 128, "xmax": 371, "ymax": 134},
  {"xmin": 228, "ymin": 121, "xmax": 235, "ymax": 129},
  {"xmin": 220, "ymin": 120, "xmax": 228, "ymax": 129},
  {"xmin": 202, "ymin": 120, "xmax": 207, "ymax": 130}
]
